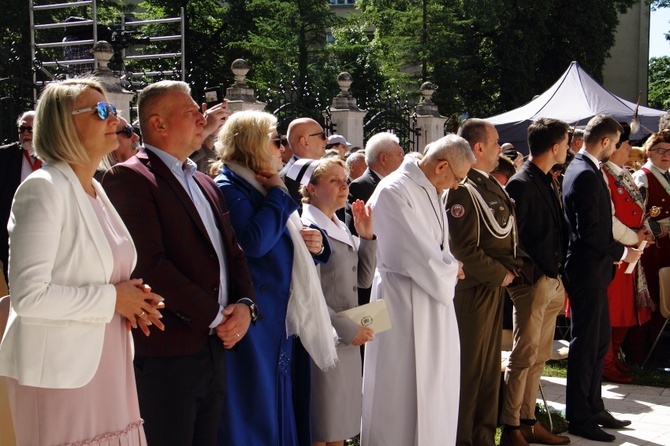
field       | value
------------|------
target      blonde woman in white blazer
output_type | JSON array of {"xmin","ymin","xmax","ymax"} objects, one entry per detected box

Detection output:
[{"xmin": 0, "ymin": 79, "xmax": 164, "ymax": 446}]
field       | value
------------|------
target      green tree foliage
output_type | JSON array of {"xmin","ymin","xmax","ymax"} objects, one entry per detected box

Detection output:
[
  {"xmin": 648, "ymin": 56, "xmax": 670, "ymax": 110},
  {"xmin": 327, "ymin": 20, "xmax": 386, "ymax": 108},
  {"xmin": 359, "ymin": 0, "xmax": 637, "ymax": 117}
]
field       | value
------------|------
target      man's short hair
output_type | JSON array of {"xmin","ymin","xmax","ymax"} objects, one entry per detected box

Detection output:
[
  {"xmin": 457, "ymin": 118, "xmax": 491, "ymax": 149},
  {"xmin": 346, "ymin": 151, "xmax": 365, "ymax": 167},
  {"xmin": 584, "ymin": 114, "xmax": 623, "ymax": 146},
  {"xmin": 423, "ymin": 133, "xmax": 475, "ymax": 167},
  {"xmin": 492, "ymin": 155, "xmax": 516, "ymax": 181},
  {"xmin": 33, "ymin": 78, "xmax": 106, "ymax": 164},
  {"xmin": 527, "ymin": 118, "xmax": 570, "ymax": 157},
  {"xmin": 138, "ymin": 80, "xmax": 191, "ymax": 132},
  {"xmin": 365, "ymin": 132, "xmax": 400, "ymax": 165}
]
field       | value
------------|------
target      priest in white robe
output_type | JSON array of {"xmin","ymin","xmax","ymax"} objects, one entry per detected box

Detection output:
[{"xmin": 361, "ymin": 134, "xmax": 475, "ymax": 446}]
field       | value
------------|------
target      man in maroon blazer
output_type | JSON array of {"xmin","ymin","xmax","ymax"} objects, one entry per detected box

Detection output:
[{"xmin": 102, "ymin": 80, "xmax": 256, "ymax": 446}]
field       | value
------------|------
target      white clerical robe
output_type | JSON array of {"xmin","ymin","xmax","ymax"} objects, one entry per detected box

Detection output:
[{"xmin": 361, "ymin": 158, "xmax": 460, "ymax": 446}]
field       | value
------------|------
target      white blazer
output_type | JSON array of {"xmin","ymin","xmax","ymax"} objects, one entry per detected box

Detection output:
[{"xmin": 0, "ymin": 162, "xmax": 136, "ymax": 389}]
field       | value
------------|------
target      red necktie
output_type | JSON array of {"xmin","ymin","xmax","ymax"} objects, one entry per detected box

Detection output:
[{"xmin": 23, "ymin": 150, "xmax": 42, "ymax": 171}]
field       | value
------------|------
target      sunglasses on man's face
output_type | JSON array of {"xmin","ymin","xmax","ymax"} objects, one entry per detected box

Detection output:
[
  {"xmin": 71, "ymin": 102, "xmax": 118, "ymax": 120},
  {"xmin": 19, "ymin": 126, "xmax": 33, "ymax": 134},
  {"xmin": 308, "ymin": 130, "xmax": 327, "ymax": 140},
  {"xmin": 116, "ymin": 125, "xmax": 135, "ymax": 139}
]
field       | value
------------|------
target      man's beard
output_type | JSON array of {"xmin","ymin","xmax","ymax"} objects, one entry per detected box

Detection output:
[{"xmin": 21, "ymin": 141, "xmax": 35, "ymax": 156}]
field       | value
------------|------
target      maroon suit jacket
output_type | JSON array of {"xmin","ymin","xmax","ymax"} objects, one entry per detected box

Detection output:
[{"xmin": 102, "ymin": 149, "xmax": 255, "ymax": 357}]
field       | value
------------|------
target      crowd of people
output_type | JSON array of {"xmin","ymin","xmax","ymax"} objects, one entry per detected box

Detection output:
[{"xmin": 0, "ymin": 76, "xmax": 669, "ymax": 446}]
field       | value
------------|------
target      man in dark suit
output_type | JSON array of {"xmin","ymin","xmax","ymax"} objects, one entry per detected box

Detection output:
[
  {"xmin": 0, "ymin": 111, "xmax": 37, "ymax": 278},
  {"xmin": 500, "ymin": 118, "xmax": 571, "ymax": 446},
  {"xmin": 102, "ymin": 81, "xmax": 257, "ymax": 446},
  {"xmin": 347, "ymin": 131, "xmax": 404, "ymax": 308},
  {"xmin": 447, "ymin": 118, "xmax": 529, "ymax": 446},
  {"xmin": 562, "ymin": 114, "xmax": 641, "ymax": 442},
  {"xmin": 348, "ymin": 131, "xmax": 404, "ymax": 210}
]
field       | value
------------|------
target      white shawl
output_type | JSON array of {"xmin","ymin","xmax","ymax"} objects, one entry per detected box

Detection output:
[{"xmin": 224, "ymin": 162, "xmax": 338, "ymax": 370}]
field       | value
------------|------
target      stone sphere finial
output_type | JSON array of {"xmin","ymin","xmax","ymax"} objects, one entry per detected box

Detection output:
[{"xmin": 231, "ymin": 59, "xmax": 250, "ymax": 85}]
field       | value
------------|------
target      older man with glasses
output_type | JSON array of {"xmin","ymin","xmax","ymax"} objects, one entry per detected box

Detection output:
[{"xmin": 0, "ymin": 110, "xmax": 38, "ymax": 277}]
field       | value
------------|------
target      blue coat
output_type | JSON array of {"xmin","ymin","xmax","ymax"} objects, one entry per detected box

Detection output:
[{"xmin": 215, "ymin": 165, "xmax": 309, "ymax": 446}]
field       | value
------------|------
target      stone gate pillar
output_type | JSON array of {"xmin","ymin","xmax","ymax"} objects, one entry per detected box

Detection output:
[
  {"xmin": 328, "ymin": 72, "xmax": 367, "ymax": 148},
  {"xmin": 415, "ymin": 81, "xmax": 447, "ymax": 152}
]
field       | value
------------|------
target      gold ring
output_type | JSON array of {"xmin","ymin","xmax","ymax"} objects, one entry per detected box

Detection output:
[
  {"xmin": 140, "ymin": 311, "xmax": 146, "ymax": 317},
  {"xmin": 235, "ymin": 332, "xmax": 240, "ymax": 338}
]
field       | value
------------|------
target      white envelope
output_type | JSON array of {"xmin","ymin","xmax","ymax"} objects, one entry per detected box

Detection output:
[{"xmin": 337, "ymin": 299, "xmax": 391, "ymax": 334}]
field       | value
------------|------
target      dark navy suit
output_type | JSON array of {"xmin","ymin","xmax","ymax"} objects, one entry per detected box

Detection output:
[{"xmin": 562, "ymin": 152, "xmax": 625, "ymax": 423}]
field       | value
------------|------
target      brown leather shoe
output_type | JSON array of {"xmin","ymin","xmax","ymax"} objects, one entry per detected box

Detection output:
[
  {"xmin": 501, "ymin": 428, "xmax": 530, "ymax": 446},
  {"xmin": 520, "ymin": 421, "xmax": 571, "ymax": 445}
]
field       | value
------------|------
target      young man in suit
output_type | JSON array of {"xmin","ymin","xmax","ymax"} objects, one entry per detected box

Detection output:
[
  {"xmin": 0, "ymin": 111, "xmax": 37, "ymax": 277},
  {"xmin": 562, "ymin": 114, "xmax": 642, "ymax": 442},
  {"xmin": 102, "ymin": 81, "xmax": 257, "ymax": 446},
  {"xmin": 500, "ymin": 118, "xmax": 571, "ymax": 446},
  {"xmin": 447, "ymin": 118, "xmax": 529, "ymax": 446}
]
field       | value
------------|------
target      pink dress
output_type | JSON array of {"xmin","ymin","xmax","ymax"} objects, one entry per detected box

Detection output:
[{"xmin": 7, "ymin": 194, "xmax": 146, "ymax": 446}]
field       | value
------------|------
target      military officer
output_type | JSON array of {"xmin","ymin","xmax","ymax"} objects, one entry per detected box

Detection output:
[{"xmin": 447, "ymin": 118, "xmax": 529, "ymax": 446}]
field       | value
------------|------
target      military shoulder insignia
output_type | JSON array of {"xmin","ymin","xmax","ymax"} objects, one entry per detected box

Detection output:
[{"xmin": 450, "ymin": 204, "xmax": 465, "ymax": 218}]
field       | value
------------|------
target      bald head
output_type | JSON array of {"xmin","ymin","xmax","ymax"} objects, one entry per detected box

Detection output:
[{"xmin": 287, "ymin": 118, "xmax": 327, "ymax": 160}]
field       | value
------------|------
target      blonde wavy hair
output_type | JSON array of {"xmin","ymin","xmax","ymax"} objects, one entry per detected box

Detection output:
[{"xmin": 213, "ymin": 110, "xmax": 278, "ymax": 174}]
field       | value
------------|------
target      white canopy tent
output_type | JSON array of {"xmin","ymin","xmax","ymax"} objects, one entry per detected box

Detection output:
[{"xmin": 486, "ymin": 61, "xmax": 666, "ymax": 153}]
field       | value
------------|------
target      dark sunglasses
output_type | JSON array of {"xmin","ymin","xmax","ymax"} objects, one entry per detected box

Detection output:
[
  {"xmin": 271, "ymin": 136, "xmax": 284, "ymax": 148},
  {"xmin": 71, "ymin": 102, "xmax": 117, "ymax": 120},
  {"xmin": 116, "ymin": 125, "xmax": 135, "ymax": 138},
  {"xmin": 19, "ymin": 126, "xmax": 33, "ymax": 134},
  {"xmin": 308, "ymin": 130, "xmax": 327, "ymax": 140}
]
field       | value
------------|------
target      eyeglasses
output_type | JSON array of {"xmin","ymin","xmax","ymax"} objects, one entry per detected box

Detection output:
[
  {"xmin": 116, "ymin": 125, "xmax": 134, "ymax": 139},
  {"xmin": 19, "ymin": 126, "xmax": 32, "ymax": 134},
  {"xmin": 650, "ymin": 147, "xmax": 670, "ymax": 155},
  {"xmin": 271, "ymin": 136, "xmax": 284, "ymax": 148},
  {"xmin": 446, "ymin": 162, "xmax": 466, "ymax": 185},
  {"xmin": 566, "ymin": 130, "xmax": 574, "ymax": 147},
  {"xmin": 71, "ymin": 102, "xmax": 117, "ymax": 120},
  {"xmin": 308, "ymin": 130, "xmax": 327, "ymax": 140}
]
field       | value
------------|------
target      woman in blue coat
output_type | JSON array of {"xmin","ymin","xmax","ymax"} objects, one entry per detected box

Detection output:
[{"xmin": 213, "ymin": 111, "xmax": 336, "ymax": 446}]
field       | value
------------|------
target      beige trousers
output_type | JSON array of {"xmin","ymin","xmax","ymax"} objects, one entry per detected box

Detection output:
[{"xmin": 501, "ymin": 275, "xmax": 566, "ymax": 426}]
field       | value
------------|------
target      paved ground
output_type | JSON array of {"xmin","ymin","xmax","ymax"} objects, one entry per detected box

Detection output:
[{"xmin": 540, "ymin": 376, "xmax": 670, "ymax": 445}]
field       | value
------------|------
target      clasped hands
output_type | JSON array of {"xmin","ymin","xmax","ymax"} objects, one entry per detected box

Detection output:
[{"xmin": 115, "ymin": 278, "xmax": 165, "ymax": 336}]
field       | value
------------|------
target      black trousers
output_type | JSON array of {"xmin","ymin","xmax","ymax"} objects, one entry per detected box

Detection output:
[
  {"xmin": 134, "ymin": 335, "xmax": 226, "ymax": 446},
  {"xmin": 566, "ymin": 287, "xmax": 610, "ymax": 423}
]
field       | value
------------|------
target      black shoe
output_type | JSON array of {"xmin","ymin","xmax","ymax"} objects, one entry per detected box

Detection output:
[
  {"xmin": 591, "ymin": 410, "xmax": 632, "ymax": 428},
  {"xmin": 568, "ymin": 420, "xmax": 616, "ymax": 442}
]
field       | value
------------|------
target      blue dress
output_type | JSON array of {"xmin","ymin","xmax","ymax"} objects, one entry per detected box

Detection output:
[{"xmin": 215, "ymin": 166, "xmax": 310, "ymax": 446}]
